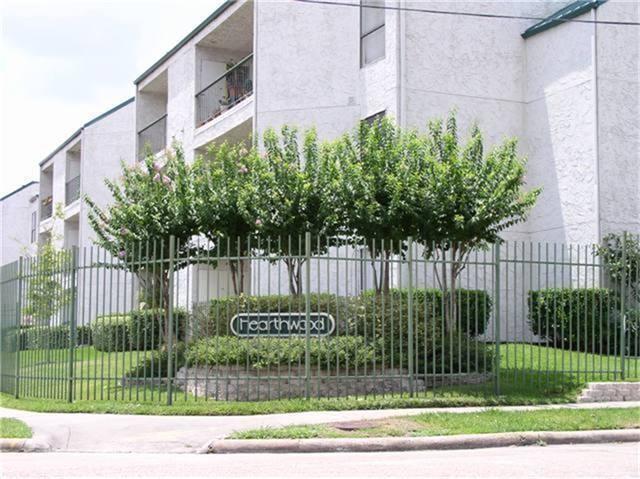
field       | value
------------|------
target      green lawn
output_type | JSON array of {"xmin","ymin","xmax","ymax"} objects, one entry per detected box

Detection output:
[
  {"xmin": 230, "ymin": 407, "xmax": 640, "ymax": 439},
  {"xmin": 1, "ymin": 342, "xmax": 636, "ymax": 416},
  {"xmin": 0, "ymin": 418, "xmax": 32, "ymax": 439}
]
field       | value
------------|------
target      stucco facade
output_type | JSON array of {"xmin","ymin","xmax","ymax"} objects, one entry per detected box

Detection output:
[
  {"xmin": 0, "ymin": 182, "xmax": 39, "ymax": 266},
  {"xmin": 1, "ymin": 0, "xmax": 638, "ymax": 335}
]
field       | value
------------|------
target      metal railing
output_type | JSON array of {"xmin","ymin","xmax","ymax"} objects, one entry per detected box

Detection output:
[
  {"xmin": 40, "ymin": 198, "xmax": 53, "ymax": 220},
  {"xmin": 65, "ymin": 176, "xmax": 81, "ymax": 205},
  {"xmin": 1, "ymin": 233, "xmax": 638, "ymax": 404},
  {"xmin": 137, "ymin": 114, "xmax": 167, "ymax": 160},
  {"xmin": 195, "ymin": 54, "xmax": 253, "ymax": 128}
]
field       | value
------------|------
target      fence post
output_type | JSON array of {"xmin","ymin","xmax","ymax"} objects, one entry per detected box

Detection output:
[
  {"xmin": 493, "ymin": 242, "xmax": 501, "ymax": 396},
  {"xmin": 407, "ymin": 237, "xmax": 415, "ymax": 397},
  {"xmin": 620, "ymin": 232, "xmax": 627, "ymax": 381},
  {"xmin": 67, "ymin": 247, "xmax": 78, "ymax": 403},
  {"xmin": 166, "ymin": 236, "xmax": 176, "ymax": 406},
  {"xmin": 304, "ymin": 232, "xmax": 312, "ymax": 400},
  {"xmin": 15, "ymin": 257, "xmax": 24, "ymax": 399}
]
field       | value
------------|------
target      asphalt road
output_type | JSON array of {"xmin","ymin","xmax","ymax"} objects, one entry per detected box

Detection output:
[{"xmin": 2, "ymin": 443, "xmax": 638, "ymax": 478}]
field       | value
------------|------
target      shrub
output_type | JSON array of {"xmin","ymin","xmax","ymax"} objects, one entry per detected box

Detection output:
[
  {"xmin": 528, "ymin": 289, "xmax": 620, "ymax": 354},
  {"xmin": 418, "ymin": 333, "xmax": 495, "ymax": 374},
  {"xmin": 125, "ymin": 343, "xmax": 186, "ymax": 378},
  {"xmin": 193, "ymin": 294, "xmax": 358, "ymax": 338},
  {"xmin": 129, "ymin": 309, "xmax": 187, "ymax": 350},
  {"xmin": 19, "ymin": 325, "xmax": 69, "ymax": 350},
  {"xmin": 185, "ymin": 336, "xmax": 377, "ymax": 370},
  {"xmin": 91, "ymin": 315, "xmax": 130, "ymax": 352}
]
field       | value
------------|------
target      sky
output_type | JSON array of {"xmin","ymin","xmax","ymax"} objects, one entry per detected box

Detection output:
[{"xmin": 0, "ymin": 0, "xmax": 225, "ymax": 197}]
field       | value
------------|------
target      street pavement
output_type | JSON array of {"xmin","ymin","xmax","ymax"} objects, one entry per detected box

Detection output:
[
  {"xmin": 1, "ymin": 402, "xmax": 638, "ymax": 454},
  {"xmin": 1, "ymin": 443, "xmax": 638, "ymax": 478}
]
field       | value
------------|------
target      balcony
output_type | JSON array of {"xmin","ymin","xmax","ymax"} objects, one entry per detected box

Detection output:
[
  {"xmin": 41, "ymin": 196, "xmax": 53, "ymax": 220},
  {"xmin": 65, "ymin": 175, "xmax": 81, "ymax": 205},
  {"xmin": 138, "ymin": 114, "xmax": 167, "ymax": 160},
  {"xmin": 195, "ymin": 54, "xmax": 253, "ymax": 128}
]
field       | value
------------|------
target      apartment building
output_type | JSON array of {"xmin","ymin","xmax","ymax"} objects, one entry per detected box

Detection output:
[
  {"xmin": 0, "ymin": 182, "xmax": 39, "ymax": 265},
  {"xmin": 130, "ymin": 0, "xmax": 638, "ymax": 246},
  {"xmin": 37, "ymin": 98, "xmax": 135, "ymax": 251},
  {"xmin": 1, "ymin": 0, "xmax": 638, "ymax": 332}
]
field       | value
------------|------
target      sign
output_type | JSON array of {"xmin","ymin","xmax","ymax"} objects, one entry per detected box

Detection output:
[{"xmin": 230, "ymin": 312, "xmax": 335, "ymax": 337}]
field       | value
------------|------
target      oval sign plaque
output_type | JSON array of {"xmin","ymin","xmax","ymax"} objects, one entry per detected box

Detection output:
[{"xmin": 230, "ymin": 312, "xmax": 335, "ymax": 337}]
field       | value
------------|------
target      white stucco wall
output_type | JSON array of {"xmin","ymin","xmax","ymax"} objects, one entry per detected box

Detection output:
[{"xmin": 0, "ymin": 182, "xmax": 39, "ymax": 266}]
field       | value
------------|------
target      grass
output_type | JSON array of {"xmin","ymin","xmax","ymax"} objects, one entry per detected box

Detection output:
[
  {"xmin": 1, "ymin": 343, "xmax": 636, "ymax": 416},
  {"xmin": 230, "ymin": 407, "xmax": 640, "ymax": 439},
  {"xmin": 0, "ymin": 418, "xmax": 32, "ymax": 439}
]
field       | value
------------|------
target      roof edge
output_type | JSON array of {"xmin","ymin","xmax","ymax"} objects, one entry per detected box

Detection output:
[
  {"xmin": 39, "ymin": 97, "xmax": 134, "ymax": 166},
  {"xmin": 0, "ymin": 181, "xmax": 39, "ymax": 202},
  {"xmin": 133, "ymin": 1, "xmax": 236, "ymax": 86},
  {"xmin": 522, "ymin": 0, "xmax": 608, "ymax": 39}
]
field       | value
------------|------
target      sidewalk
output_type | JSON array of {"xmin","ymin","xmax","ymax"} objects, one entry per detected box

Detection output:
[{"xmin": 1, "ymin": 401, "xmax": 638, "ymax": 454}]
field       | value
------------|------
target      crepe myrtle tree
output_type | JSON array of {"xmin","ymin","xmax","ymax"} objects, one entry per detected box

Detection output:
[
  {"xmin": 257, "ymin": 126, "xmax": 341, "ymax": 295},
  {"xmin": 192, "ymin": 141, "xmax": 267, "ymax": 295},
  {"xmin": 414, "ymin": 113, "xmax": 541, "ymax": 332},
  {"xmin": 86, "ymin": 144, "xmax": 203, "ymax": 342},
  {"xmin": 333, "ymin": 116, "xmax": 427, "ymax": 295}
]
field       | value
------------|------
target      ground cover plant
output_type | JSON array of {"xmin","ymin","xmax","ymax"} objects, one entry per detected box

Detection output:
[{"xmin": 0, "ymin": 418, "xmax": 32, "ymax": 438}]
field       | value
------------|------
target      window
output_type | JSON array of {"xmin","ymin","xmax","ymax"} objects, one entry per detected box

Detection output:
[
  {"xmin": 30, "ymin": 211, "xmax": 37, "ymax": 243},
  {"xmin": 360, "ymin": 0, "xmax": 385, "ymax": 66},
  {"xmin": 363, "ymin": 110, "xmax": 386, "ymax": 126}
]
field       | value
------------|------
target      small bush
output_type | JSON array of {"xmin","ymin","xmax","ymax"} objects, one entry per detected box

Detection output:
[
  {"xmin": 19, "ymin": 325, "xmax": 69, "ymax": 350},
  {"xmin": 185, "ymin": 336, "xmax": 377, "ymax": 370},
  {"xmin": 129, "ymin": 309, "xmax": 187, "ymax": 350},
  {"xmin": 125, "ymin": 343, "xmax": 186, "ymax": 378},
  {"xmin": 91, "ymin": 315, "xmax": 130, "ymax": 352},
  {"xmin": 528, "ymin": 289, "xmax": 620, "ymax": 354}
]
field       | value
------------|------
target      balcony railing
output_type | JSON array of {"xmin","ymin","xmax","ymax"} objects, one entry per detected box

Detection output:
[
  {"xmin": 195, "ymin": 54, "xmax": 253, "ymax": 128},
  {"xmin": 65, "ymin": 175, "xmax": 81, "ymax": 205},
  {"xmin": 41, "ymin": 197, "xmax": 53, "ymax": 220},
  {"xmin": 138, "ymin": 114, "xmax": 167, "ymax": 160}
]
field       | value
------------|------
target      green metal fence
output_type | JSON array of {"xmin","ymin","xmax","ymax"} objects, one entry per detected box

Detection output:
[{"xmin": 1, "ymin": 233, "xmax": 638, "ymax": 403}]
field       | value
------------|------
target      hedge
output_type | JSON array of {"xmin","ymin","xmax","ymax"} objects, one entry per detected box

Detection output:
[
  {"xmin": 19, "ymin": 324, "xmax": 92, "ymax": 350},
  {"xmin": 92, "ymin": 309, "xmax": 187, "ymax": 352},
  {"xmin": 528, "ymin": 288, "xmax": 622, "ymax": 354},
  {"xmin": 194, "ymin": 289, "xmax": 491, "ymax": 340},
  {"xmin": 185, "ymin": 336, "xmax": 377, "ymax": 370},
  {"xmin": 91, "ymin": 315, "xmax": 130, "ymax": 352},
  {"xmin": 182, "ymin": 334, "xmax": 492, "ymax": 374},
  {"xmin": 129, "ymin": 309, "xmax": 187, "ymax": 350},
  {"xmin": 125, "ymin": 343, "xmax": 186, "ymax": 379}
]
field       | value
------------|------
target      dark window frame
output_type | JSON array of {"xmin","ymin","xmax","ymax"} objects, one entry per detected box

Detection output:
[
  {"xmin": 360, "ymin": 0, "xmax": 386, "ymax": 67},
  {"xmin": 363, "ymin": 110, "xmax": 386, "ymax": 126}
]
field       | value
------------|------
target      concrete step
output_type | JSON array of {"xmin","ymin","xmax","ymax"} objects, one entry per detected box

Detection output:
[{"xmin": 578, "ymin": 382, "xmax": 640, "ymax": 403}]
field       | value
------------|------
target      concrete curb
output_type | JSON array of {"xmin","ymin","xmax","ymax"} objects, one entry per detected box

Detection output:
[
  {"xmin": 205, "ymin": 429, "xmax": 640, "ymax": 454},
  {"xmin": 0, "ymin": 435, "xmax": 52, "ymax": 453}
]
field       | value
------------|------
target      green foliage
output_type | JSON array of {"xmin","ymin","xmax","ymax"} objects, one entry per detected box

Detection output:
[
  {"xmin": 19, "ymin": 325, "xmax": 70, "ymax": 350},
  {"xmin": 18, "ymin": 324, "xmax": 92, "ymax": 350},
  {"xmin": 418, "ymin": 113, "xmax": 540, "ymax": 252},
  {"xmin": 528, "ymin": 289, "xmax": 621, "ymax": 354},
  {"xmin": 185, "ymin": 336, "xmax": 377, "ymax": 370},
  {"xmin": 86, "ymin": 145, "xmax": 200, "ymax": 264},
  {"xmin": 255, "ymin": 127, "xmax": 341, "ymax": 294},
  {"xmin": 128, "ymin": 309, "xmax": 187, "ymax": 350},
  {"xmin": 125, "ymin": 342, "xmax": 186, "ymax": 379},
  {"xmin": 192, "ymin": 142, "xmax": 266, "ymax": 294},
  {"xmin": 91, "ymin": 315, "xmax": 130, "ymax": 352},
  {"xmin": 22, "ymin": 229, "xmax": 73, "ymax": 326},
  {"xmin": 596, "ymin": 232, "xmax": 640, "ymax": 304}
]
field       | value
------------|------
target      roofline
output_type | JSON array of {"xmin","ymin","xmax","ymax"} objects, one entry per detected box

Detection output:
[
  {"xmin": 133, "ymin": 0, "xmax": 236, "ymax": 86},
  {"xmin": 522, "ymin": 0, "xmax": 607, "ymax": 39},
  {"xmin": 39, "ymin": 97, "xmax": 134, "ymax": 166},
  {"xmin": 0, "ymin": 181, "xmax": 39, "ymax": 202}
]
